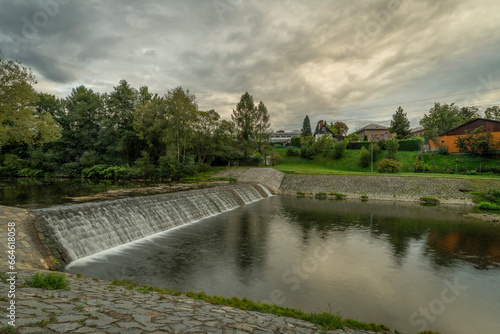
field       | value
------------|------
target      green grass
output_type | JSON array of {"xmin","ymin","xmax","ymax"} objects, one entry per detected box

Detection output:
[
  {"xmin": 477, "ymin": 202, "xmax": 500, "ymax": 210},
  {"xmin": 185, "ymin": 292, "xmax": 390, "ymax": 332},
  {"xmin": 419, "ymin": 196, "xmax": 440, "ymax": 204},
  {"xmin": 24, "ymin": 273, "xmax": 70, "ymax": 290},
  {"xmin": 108, "ymin": 279, "xmax": 391, "ymax": 332},
  {"xmin": 274, "ymin": 149, "xmax": 500, "ymax": 178}
]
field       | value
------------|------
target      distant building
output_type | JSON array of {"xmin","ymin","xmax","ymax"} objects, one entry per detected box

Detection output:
[
  {"xmin": 313, "ymin": 120, "xmax": 345, "ymax": 141},
  {"xmin": 410, "ymin": 126, "xmax": 425, "ymax": 138},
  {"xmin": 429, "ymin": 118, "xmax": 500, "ymax": 153},
  {"xmin": 354, "ymin": 123, "xmax": 389, "ymax": 141},
  {"xmin": 270, "ymin": 130, "xmax": 301, "ymax": 144}
]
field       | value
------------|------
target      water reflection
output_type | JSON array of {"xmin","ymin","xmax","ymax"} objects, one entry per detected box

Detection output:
[{"xmin": 67, "ymin": 196, "xmax": 500, "ymax": 334}]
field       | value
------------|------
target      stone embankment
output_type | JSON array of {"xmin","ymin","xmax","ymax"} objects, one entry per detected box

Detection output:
[
  {"xmin": 0, "ymin": 269, "xmax": 396, "ymax": 334},
  {"xmin": 215, "ymin": 168, "xmax": 285, "ymax": 194},
  {"xmin": 280, "ymin": 174, "xmax": 500, "ymax": 204}
]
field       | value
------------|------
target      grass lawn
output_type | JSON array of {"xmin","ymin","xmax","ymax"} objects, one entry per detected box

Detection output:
[{"xmin": 273, "ymin": 148, "xmax": 500, "ymax": 178}]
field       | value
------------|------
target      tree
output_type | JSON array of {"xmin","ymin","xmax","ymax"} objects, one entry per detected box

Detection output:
[
  {"xmin": 459, "ymin": 106, "xmax": 480, "ymax": 121},
  {"xmin": 332, "ymin": 121, "xmax": 349, "ymax": 137},
  {"xmin": 301, "ymin": 115, "xmax": 312, "ymax": 137},
  {"xmin": 347, "ymin": 133, "xmax": 360, "ymax": 141},
  {"xmin": 0, "ymin": 52, "xmax": 61, "ymax": 149},
  {"xmin": 485, "ymin": 106, "xmax": 500, "ymax": 120},
  {"xmin": 102, "ymin": 80, "xmax": 140, "ymax": 163},
  {"xmin": 255, "ymin": 101, "xmax": 271, "ymax": 153},
  {"xmin": 193, "ymin": 109, "xmax": 220, "ymax": 164},
  {"xmin": 420, "ymin": 103, "xmax": 464, "ymax": 139},
  {"xmin": 133, "ymin": 96, "xmax": 170, "ymax": 157},
  {"xmin": 231, "ymin": 92, "xmax": 271, "ymax": 159},
  {"xmin": 455, "ymin": 126, "xmax": 499, "ymax": 156},
  {"xmin": 389, "ymin": 106, "xmax": 410, "ymax": 139}
]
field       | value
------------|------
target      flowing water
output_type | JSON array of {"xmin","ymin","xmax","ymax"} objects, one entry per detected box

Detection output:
[
  {"xmin": 35, "ymin": 184, "xmax": 265, "ymax": 261},
  {"xmin": 63, "ymin": 196, "xmax": 500, "ymax": 334}
]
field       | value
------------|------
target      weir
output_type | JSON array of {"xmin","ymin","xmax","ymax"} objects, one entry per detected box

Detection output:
[{"xmin": 34, "ymin": 184, "xmax": 268, "ymax": 264}]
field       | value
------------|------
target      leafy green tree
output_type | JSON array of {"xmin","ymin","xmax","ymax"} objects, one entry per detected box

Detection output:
[
  {"xmin": 455, "ymin": 126, "xmax": 499, "ymax": 156},
  {"xmin": 0, "ymin": 52, "xmax": 61, "ymax": 149},
  {"xmin": 301, "ymin": 115, "xmax": 312, "ymax": 137},
  {"xmin": 347, "ymin": 133, "xmax": 360, "ymax": 141},
  {"xmin": 386, "ymin": 136, "xmax": 399, "ymax": 160},
  {"xmin": 231, "ymin": 92, "xmax": 271, "ymax": 159},
  {"xmin": 193, "ymin": 109, "xmax": 220, "ymax": 164},
  {"xmin": 255, "ymin": 101, "xmax": 271, "ymax": 153},
  {"xmin": 102, "ymin": 80, "xmax": 140, "ymax": 163},
  {"xmin": 313, "ymin": 134, "xmax": 334, "ymax": 156},
  {"xmin": 485, "ymin": 106, "xmax": 500, "ymax": 120},
  {"xmin": 133, "ymin": 96, "xmax": 170, "ymax": 157},
  {"xmin": 165, "ymin": 86, "xmax": 198, "ymax": 160},
  {"xmin": 332, "ymin": 121, "xmax": 349, "ymax": 136},
  {"xmin": 459, "ymin": 106, "xmax": 480, "ymax": 121},
  {"xmin": 420, "ymin": 102, "xmax": 464, "ymax": 138},
  {"xmin": 389, "ymin": 106, "xmax": 410, "ymax": 139}
]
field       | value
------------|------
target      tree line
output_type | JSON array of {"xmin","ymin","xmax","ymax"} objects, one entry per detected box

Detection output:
[{"xmin": 0, "ymin": 52, "xmax": 272, "ymax": 179}]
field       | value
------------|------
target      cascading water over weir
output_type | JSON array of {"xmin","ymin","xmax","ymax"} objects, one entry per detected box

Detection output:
[{"xmin": 34, "ymin": 184, "xmax": 271, "ymax": 265}]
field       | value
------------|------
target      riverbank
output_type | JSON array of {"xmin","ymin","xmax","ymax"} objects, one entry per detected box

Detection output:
[{"xmin": 0, "ymin": 269, "xmax": 397, "ymax": 334}]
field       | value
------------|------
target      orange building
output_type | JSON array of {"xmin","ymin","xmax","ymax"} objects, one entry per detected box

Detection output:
[{"xmin": 429, "ymin": 118, "xmax": 500, "ymax": 153}]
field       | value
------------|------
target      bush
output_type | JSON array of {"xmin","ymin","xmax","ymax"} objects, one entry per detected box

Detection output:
[
  {"xmin": 398, "ymin": 138, "xmax": 424, "ymax": 151},
  {"xmin": 135, "ymin": 151, "xmax": 155, "ymax": 178},
  {"xmin": 0, "ymin": 153, "xmax": 26, "ymax": 176},
  {"xmin": 18, "ymin": 168, "xmax": 44, "ymax": 177},
  {"xmin": 377, "ymin": 159, "xmax": 402, "ymax": 173},
  {"xmin": 332, "ymin": 141, "xmax": 345, "ymax": 159},
  {"xmin": 291, "ymin": 137, "xmax": 301, "ymax": 147},
  {"xmin": 419, "ymin": 196, "xmax": 440, "ymax": 204},
  {"xmin": 59, "ymin": 162, "xmax": 83, "ymax": 177},
  {"xmin": 386, "ymin": 137, "xmax": 399, "ymax": 160},
  {"xmin": 477, "ymin": 202, "xmax": 500, "ymax": 210},
  {"xmin": 438, "ymin": 146, "xmax": 448, "ymax": 155},
  {"xmin": 455, "ymin": 126, "xmax": 500, "ymax": 156},
  {"xmin": 25, "ymin": 272, "xmax": 70, "ymax": 290},
  {"xmin": 286, "ymin": 147, "xmax": 299, "ymax": 157},
  {"xmin": 359, "ymin": 147, "xmax": 371, "ymax": 167},
  {"xmin": 372, "ymin": 143, "xmax": 381, "ymax": 160},
  {"xmin": 81, "ymin": 164, "xmax": 108, "ymax": 179},
  {"xmin": 347, "ymin": 141, "xmax": 371, "ymax": 150},
  {"xmin": 300, "ymin": 146, "xmax": 315, "ymax": 160},
  {"xmin": 270, "ymin": 150, "xmax": 281, "ymax": 166}
]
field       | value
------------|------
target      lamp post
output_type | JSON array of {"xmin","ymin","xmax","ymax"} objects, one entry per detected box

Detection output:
[{"xmin": 371, "ymin": 141, "xmax": 373, "ymax": 173}]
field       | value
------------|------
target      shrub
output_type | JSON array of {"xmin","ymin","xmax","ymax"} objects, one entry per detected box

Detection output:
[
  {"xmin": 347, "ymin": 141, "xmax": 371, "ymax": 150},
  {"xmin": 0, "ymin": 153, "xmax": 26, "ymax": 176},
  {"xmin": 332, "ymin": 141, "xmax": 345, "ymax": 159},
  {"xmin": 300, "ymin": 146, "xmax": 315, "ymax": 160},
  {"xmin": 455, "ymin": 126, "xmax": 500, "ymax": 156},
  {"xmin": 135, "ymin": 151, "xmax": 155, "ymax": 178},
  {"xmin": 377, "ymin": 159, "xmax": 402, "ymax": 173},
  {"xmin": 329, "ymin": 192, "xmax": 346, "ymax": 199},
  {"xmin": 438, "ymin": 146, "xmax": 448, "ymax": 155},
  {"xmin": 386, "ymin": 137, "xmax": 399, "ymax": 160},
  {"xmin": 81, "ymin": 164, "xmax": 108, "ymax": 179},
  {"xmin": 377, "ymin": 138, "xmax": 388, "ymax": 150},
  {"xmin": 313, "ymin": 135, "xmax": 334, "ymax": 156},
  {"xmin": 398, "ymin": 138, "xmax": 424, "ymax": 151},
  {"xmin": 419, "ymin": 196, "xmax": 440, "ymax": 204},
  {"xmin": 372, "ymin": 143, "xmax": 381, "ymax": 160},
  {"xmin": 19, "ymin": 168, "xmax": 44, "ymax": 177},
  {"xmin": 477, "ymin": 202, "xmax": 500, "ymax": 210},
  {"xmin": 291, "ymin": 137, "xmax": 301, "ymax": 147},
  {"xmin": 286, "ymin": 147, "xmax": 299, "ymax": 157},
  {"xmin": 25, "ymin": 273, "xmax": 70, "ymax": 290},
  {"xmin": 59, "ymin": 162, "xmax": 83, "ymax": 177},
  {"xmin": 315, "ymin": 192, "xmax": 327, "ymax": 199},
  {"xmin": 269, "ymin": 150, "xmax": 281, "ymax": 166},
  {"xmin": 359, "ymin": 147, "xmax": 371, "ymax": 167}
]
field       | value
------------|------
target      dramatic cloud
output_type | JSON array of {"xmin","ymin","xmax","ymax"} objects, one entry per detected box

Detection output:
[{"xmin": 1, "ymin": 0, "xmax": 500, "ymax": 132}]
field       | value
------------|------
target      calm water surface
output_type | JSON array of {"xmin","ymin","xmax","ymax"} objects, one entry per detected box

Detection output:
[{"xmin": 67, "ymin": 196, "xmax": 500, "ymax": 334}]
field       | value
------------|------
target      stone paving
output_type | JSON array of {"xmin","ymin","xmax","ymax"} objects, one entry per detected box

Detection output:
[
  {"xmin": 0, "ymin": 206, "xmax": 57, "ymax": 271},
  {"xmin": 0, "ymin": 269, "xmax": 397, "ymax": 334}
]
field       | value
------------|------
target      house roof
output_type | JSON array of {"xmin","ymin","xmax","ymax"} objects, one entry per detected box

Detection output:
[
  {"xmin": 355, "ymin": 123, "xmax": 389, "ymax": 132},
  {"xmin": 410, "ymin": 126, "xmax": 424, "ymax": 133},
  {"xmin": 439, "ymin": 118, "xmax": 500, "ymax": 136}
]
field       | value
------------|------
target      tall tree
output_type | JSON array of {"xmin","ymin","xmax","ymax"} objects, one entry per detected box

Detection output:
[
  {"xmin": 231, "ymin": 92, "xmax": 257, "ymax": 158},
  {"xmin": 0, "ymin": 52, "xmax": 61, "ymax": 150},
  {"xmin": 332, "ymin": 121, "xmax": 349, "ymax": 136},
  {"xmin": 255, "ymin": 101, "xmax": 271, "ymax": 153},
  {"xmin": 420, "ymin": 102, "xmax": 464, "ymax": 139},
  {"xmin": 459, "ymin": 106, "xmax": 480, "ymax": 121},
  {"xmin": 485, "ymin": 106, "xmax": 500, "ymax": 120},
  {"xmin": 133, "ymin": 96, "xmax": 170, "ymax": 158},
  {"xmin": 193, "ymin": 109, "xmax": 220, "ymax": 164},
  {"xmin": 165, "ymin": 86, "xmax": 198, "ymax": 160},
  {"xmin": 301, "ymin": 115, "xmax": 312, "ymax": 137},
  {"xmin": 389, "ymin": 106, "xmax": 411, "ymax": 139},
  {"xmin": 102, "ymin": 80, "xmax": 140, "ymax": 163}
]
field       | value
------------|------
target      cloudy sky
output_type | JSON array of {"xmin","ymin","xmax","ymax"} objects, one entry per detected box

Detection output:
[{"xmin": 1, "ymin": 0, "xmax": 500, "ymax": 132}]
